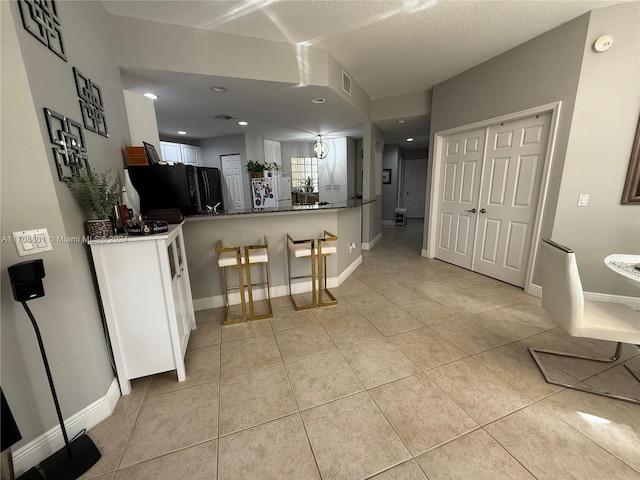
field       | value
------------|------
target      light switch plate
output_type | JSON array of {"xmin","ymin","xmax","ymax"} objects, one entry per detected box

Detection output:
[
  {"xmin": 577, "ymin": 194, "xmax": 590, "ymax": 207},
  {"xmin": 12, "ymin": 228, "xmax": 53, "ymax": 257}
]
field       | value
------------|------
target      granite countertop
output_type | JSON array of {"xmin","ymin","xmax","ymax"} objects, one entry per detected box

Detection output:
[{"xmin": 186, "ymin": 198, "xmax": 375, "ymax": 220}]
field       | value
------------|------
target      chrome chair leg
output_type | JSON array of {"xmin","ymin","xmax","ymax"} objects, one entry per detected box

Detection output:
[{"xmin": 528, "ymin": 342, "xmax": 640, "ymax": 405}]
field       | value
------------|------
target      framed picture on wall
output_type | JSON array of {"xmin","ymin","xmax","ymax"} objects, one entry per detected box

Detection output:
[
  {"xmin": 621, "ymin": 116, "xmax": 640, "ymax": 204},
  {"xmin": 382, "ymin": 169, "xmax": 392, "ymax": 184}
]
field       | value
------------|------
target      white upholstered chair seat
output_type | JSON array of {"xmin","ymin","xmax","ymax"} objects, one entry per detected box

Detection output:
[
  {"xmin": 217, "ymin": 248, "xmax": 269, "ymax": 267},
  {"xmin": 288, "ymin": 241, "xmax": 336, "ymax": 258},
  {"xmin": 580, "ymin": 301, "xmax": 640, "ymax": 343}
]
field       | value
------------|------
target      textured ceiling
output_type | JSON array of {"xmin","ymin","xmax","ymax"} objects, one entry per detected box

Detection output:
[
  {"xmin": 104, "ymin": 0, "xmax": 627, "ymax": 147},
  {"xmin": 103, "ymin": 0, "xmax": 625, "ymax": 99}
]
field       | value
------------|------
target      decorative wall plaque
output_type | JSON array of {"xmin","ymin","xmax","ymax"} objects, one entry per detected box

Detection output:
[
  {"xmin": 73, "ymin": 67, "xmax": 108, "ymax": 137},
  {"xmin": 18, "ymin": 0, "xmax": 66, "ymax": 61},
  {"xmin": 44, "ymin": 108, "xmax": 89, "ymax": 180}
]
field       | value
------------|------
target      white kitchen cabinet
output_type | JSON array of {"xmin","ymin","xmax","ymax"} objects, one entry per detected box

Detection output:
[
  {"xmin": 263, "ymin": 138, "xmax": 281, "ymax": 167},
  {"xmin": 180, "ymin": 144, "xmax": 201, "ymax": 165},
  {"xmin": 160, "ymin": 141, "xmax": 200, "ymax": 165},
  {"xmin": 89, "ymin": 223, "xmax": 195, "ymax": 395},
  {"xmin": 319, "ymin": 137, "xmax": 348, "ymax": 204},
  {"xmin": 160, "ymin": 141, "xmax": 182, "ymax": 163}
]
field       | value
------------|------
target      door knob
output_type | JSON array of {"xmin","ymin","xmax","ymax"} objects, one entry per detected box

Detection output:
[
  {"xmin": 479, "ymin": 208, "xmax": 487, "ymax": 214},
  {"xmin": 464, "ymin": 208, "xmax": 477, "ymax": 213}
]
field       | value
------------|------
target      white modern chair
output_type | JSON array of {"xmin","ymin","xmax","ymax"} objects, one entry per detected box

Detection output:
[{"xmin": 529, "ymin": 238, "xmax": 640, "ymax": 404}]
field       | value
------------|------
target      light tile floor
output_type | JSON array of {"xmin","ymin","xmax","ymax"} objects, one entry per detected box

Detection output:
[{"xmin": 82, "ymin": 221, "xmax": 640, "ymax": 480}]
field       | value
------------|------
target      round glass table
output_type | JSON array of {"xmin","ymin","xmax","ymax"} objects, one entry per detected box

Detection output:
[{"xmin": 604, "ymin": 254, "xmax": 640, "ymax": 288}]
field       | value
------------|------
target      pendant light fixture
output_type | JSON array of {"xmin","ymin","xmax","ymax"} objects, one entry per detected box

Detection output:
[{"xmin": 314, "ymin": 135, "xmax": 329, "ymax": 159}]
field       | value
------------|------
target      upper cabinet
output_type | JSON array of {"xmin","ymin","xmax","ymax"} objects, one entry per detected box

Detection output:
[
  {"xmin": 160, "ymin": 141, "xmax": 201, "ymax": 165},
  {"xmin": 263, "ymin": 138, "xmax": 282, "ymax": 167},
  {"xmin": 319, "ymin": 137, "xmax": 348, "ymax": 204}
]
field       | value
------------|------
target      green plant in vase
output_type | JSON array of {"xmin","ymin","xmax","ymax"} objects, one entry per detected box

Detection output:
[
  {"xmin": 247, "ymin": 160, "xmax": 266, "ymax": 178},
  {"xmin": 64, "ymin": 168, "xmax": 121, "ymax": 238},
  {"xmin": 305, "ymin": 176, "xmax": 313, "ymax": 192}
]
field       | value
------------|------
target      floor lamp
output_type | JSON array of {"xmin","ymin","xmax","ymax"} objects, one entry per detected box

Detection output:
[{"xmin": 8, "ymin": 259, "xmax": 101, "ymax": 480}]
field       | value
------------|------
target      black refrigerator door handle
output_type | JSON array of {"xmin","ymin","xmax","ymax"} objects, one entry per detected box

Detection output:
[{"xmin": 204, "ymin": 171, "xmax": 211, "ymax": 205}]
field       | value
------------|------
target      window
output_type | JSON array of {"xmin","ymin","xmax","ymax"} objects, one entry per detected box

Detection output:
[{"xmin": 291, "ymin": 157, "xmax": 318, "ymax": 192}]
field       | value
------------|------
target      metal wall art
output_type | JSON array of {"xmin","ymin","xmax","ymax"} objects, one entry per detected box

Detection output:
[
  {"xmin": 73, "ymin": 67, "xmax": 109, "ymax": 137},
  {"xmin": 43, "ymin": 108, "xmax": 89, "ymax": 180},
  {"xmin": 18, "ymin": 0, "xmax": 66, "ymax": 61}
]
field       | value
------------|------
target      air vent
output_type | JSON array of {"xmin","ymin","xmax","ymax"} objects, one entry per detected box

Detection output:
[
  {"xmin": 213, "ymin": 114, "xmax": 236, "ymax": 120},
  {"xmin": 342, "ymin": 71, "xmax": 352, "ymax": 97}
]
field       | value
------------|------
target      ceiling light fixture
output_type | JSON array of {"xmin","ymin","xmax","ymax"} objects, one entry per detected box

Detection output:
[
  {"xmin": 238, "ymin": 121, "xmax": 248, "ymax": 126},
  {"xmin": 406, "ymin": 137, "xmax": 414, "ymax": 142},
  {"xmin": 211, "ymin": 86, "xmax": 228, "ymax": 93},
  {"xmin": 177, "ymin": 131, "xmax": 187, "ymax": 135},
  {"xmin": 397, "ymin": 120, "xmax": 406, "ymax": 124},
  {"xmin": 311, "ymin": 97, "xmax": 326, "ymax": 104},
  {"xmin": 143, "ymin": 93, "xmax": 158, "ymax": 100},
  {"xmin": 314, "ymin": 135, "xmax": 329, "ymax": 159}
]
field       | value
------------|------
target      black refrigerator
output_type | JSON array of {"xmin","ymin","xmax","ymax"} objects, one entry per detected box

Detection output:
[{"xmin": 128, "ymin": 164, "xmax": 224, "ymax": 215}]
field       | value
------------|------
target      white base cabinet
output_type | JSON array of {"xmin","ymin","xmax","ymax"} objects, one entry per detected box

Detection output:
[{"xmin": 89, "ymin": 223, "xmax": 195, "ymax": 394}]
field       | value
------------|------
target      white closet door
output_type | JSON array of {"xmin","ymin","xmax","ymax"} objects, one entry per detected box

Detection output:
[
  {"xmin": 435, "ymin": 128, "xmax": 486, "ymax": 269},
  {"xmin": 221, "ymin": 154, "xmax": 245, "ymax": 210},
  {"xmin": 473, "ymin": 113, "xmax": 551, "ymax": 286}
]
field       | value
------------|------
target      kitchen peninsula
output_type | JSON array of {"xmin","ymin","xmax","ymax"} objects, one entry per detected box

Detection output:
[{"xmin": 182, "ymin": 199, "xmax": 371, "ymax": 311}]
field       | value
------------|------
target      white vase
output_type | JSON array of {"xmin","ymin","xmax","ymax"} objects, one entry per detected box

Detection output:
[{"xmin": 122, "ymin": 169, "xmax": 141, "ymax": 219}]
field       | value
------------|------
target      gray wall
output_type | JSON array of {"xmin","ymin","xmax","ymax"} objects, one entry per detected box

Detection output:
[
  {"xmin": 426, "ymin": 12, "xmax": 589, "ymax": 278},
  {"xmin": 337, "ymin": 207, "xmax": 363, "ymax": 273},
  {"xmin": 426, "ymin": 4, "xmax": 639, "ymax": 296},
  {"xmin": 552, "ymin": 2, "xmax": 640, "ymax": 296},
  {"xmin": 346, "ymin": 137, "xmax": 357, "ymax": 199},
  {"xmin": 2, "ymin": 1, "xmax": 127, "ymax": 446}
]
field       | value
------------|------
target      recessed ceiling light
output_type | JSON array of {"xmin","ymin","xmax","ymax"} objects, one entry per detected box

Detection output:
[
  {"xmin": 406, "ymin": 137, "xmax": 414, "ymax": 142},
  {"xmin": 311, "ymin": 97, "xmax": 326, "ymax": 104},
  {"xmin": 211, "ymin": 86, "xmax": 228, "ymax": 93},
  {"xmin": 238, "ymin": 121, "xmax": 248, "ymax": 126},
  {"xmin": 177, "ymin": 131, "xmax": 187, "ymax": 135},
  {"xmin": 397, "ymin": 120, "xmax": 406, "ymax": 124},
  {"xmin": 143, "ymin": 93, "xmax": 158, "ymax": 100}
]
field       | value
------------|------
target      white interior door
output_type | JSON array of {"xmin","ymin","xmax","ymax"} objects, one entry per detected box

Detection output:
[
  {"xmin": 435, "ymin": 128, "xmax": 486, "ymax": 269},
  {"xmin": 473, "ymin": 113, "xmax": 551, "ymax": 286},
  {"xmin": 221, "ymin": 154, "xmax": 245, "ymax": 210},
  {"xmin": 403, "ymin": 159, "xmax": 428, "ymax": 218}
]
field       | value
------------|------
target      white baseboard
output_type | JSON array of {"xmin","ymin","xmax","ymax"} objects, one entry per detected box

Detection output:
[
  {"xmin": 192, "ymin": 256, "xmax": 363, "ymax": 312},
  {"xmin": 13, "ymin": 378, "xmax": 120, "ymax": 476},
  {"xmin": 526, "ymin": 284, "xmax": 542, "ymax": 297},
  {"xmin": 362, "ymin": 232, "xmax": 382, "ymax": 251},
  {"xmin": 421, "ymin": 248, "xmax": 428, "ymax": 258},
  {"xmin": 339, "ymin": 255, "xmax": 363, "ymax": 284},
  {"xmin": 526, "ymin": 283, "xmax": 640, "ymax": 310}
]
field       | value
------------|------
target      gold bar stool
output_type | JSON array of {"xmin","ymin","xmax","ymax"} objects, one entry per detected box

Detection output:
[
  {"xmin": 244, "ymin": 237, "xmax": 273, "ymax": 320},
  {"xmin": 215, "ymin": 240, "xmax": 247, "ymax": 324},
  {"xmin": 286, "ymin": 234, "xmax": 317, "ymax": 310},
  {"xmin": 317, "ymin": 230, "xmax": 338, "ymax": 307}
]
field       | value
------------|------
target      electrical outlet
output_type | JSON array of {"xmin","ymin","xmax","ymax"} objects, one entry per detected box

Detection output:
[
  {"xmin": 577, "ymin": 194, "xmax": 589, "ymax": 207},
  {"xmin": 12, "ymin": 228, "xmax": 53, "ymax": 257},
  {"xmin": 349, "ymin": 242, "xmax": 356, "ymax": 253}
]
